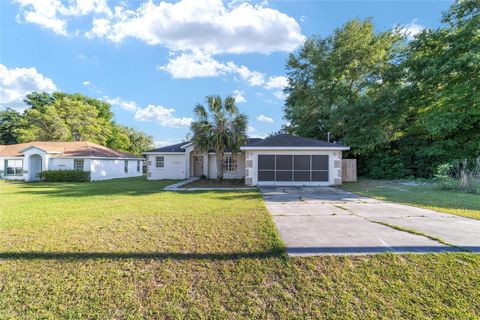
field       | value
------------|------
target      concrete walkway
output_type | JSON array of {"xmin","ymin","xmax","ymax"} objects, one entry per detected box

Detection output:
[
  {"xmin": 260, "ymin": 187, "xmax": 480, "ymax": 256},
  {"xmin": 164, "ymin": 177, "xmax": 256, "ymax": 191}
]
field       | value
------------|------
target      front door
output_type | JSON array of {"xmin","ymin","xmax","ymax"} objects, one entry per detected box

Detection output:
[{"xmin": 193, "ymin": 156, "xmax": 204, "ymax": 176}]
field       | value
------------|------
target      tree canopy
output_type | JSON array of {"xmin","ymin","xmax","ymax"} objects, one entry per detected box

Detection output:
[
  {"xmin": 0, "ymin": 92, "xmax": 154, "ymax": 156},
  {"xmin": 284, "ymin": 0, "xmax": 480, "ymax": 178},
  {"xmin": 190, "ymin": 95, "xmax": 248, "ymax": 180}
]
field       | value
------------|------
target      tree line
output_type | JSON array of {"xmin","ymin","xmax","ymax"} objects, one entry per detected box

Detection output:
[
  {"xmin": 0, "ymin": 92, "xmax": 154, "ymax": 156},
  {"xmin": 283, "ymin": 0, "xmax": 479, "ymax": 178}
]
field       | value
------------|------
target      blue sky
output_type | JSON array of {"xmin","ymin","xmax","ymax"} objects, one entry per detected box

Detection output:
[{"xmin": 0, "ymin": 0, "xmax": 452, "ymax": 146}]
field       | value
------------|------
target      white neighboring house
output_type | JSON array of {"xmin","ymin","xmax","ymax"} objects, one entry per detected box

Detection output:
[
  {"xmin": 0, "ymin": 141, "xmax": 144, "ymax": 182},
  {"xmin": 144, "ymin": 134, "xmax": 350, "ymax": 186}
]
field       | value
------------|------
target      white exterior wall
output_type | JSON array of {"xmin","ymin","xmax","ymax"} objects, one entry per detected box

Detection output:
[
  {"xmin": 244, "ymin": 149, "xmax": 343, "ymax": 186},
  {"xmin": 21, "ymin": 147, "xmax": 48, "ymax": 181},
  {"xmin": 90, "ymin": 159, "xmax": 142, "ymax": 181},
  {"xmin": 49, "ymin": 158, "xmax": 76, "ymax": 170},
  {"xmin": 146, "ymin": 154, "xmax": 186, "ymax": 180},
  {"xmin": 207, "ymin": 153, "xmax": 246, "ymax": 179},
  {"xmin": 0, "ymin": 156, "xmax": 25, "ymax": 180},
  {"xmin": 1, "ymin": 154, "xmax": 142, "ymax": 182}
]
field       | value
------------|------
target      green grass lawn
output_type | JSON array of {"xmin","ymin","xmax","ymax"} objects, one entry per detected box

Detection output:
[
  {"xmin": 1, "ymin": 177, "xmax": 479, "ymax": 319},
  {"xmin": 341, "ymin": 179, "xmax": 480, "ymax": 220}
]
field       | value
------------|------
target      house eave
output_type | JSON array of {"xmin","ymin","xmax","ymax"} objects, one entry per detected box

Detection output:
[{"xmin": 240, "ymin": 146, "xmax": 350, "ymax": 151}]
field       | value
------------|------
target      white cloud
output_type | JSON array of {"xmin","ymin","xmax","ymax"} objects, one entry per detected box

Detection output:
[
  {"xmin": 0, "ymin": 64, "xmax": 57, "ymax": 110},
  {"xmin": 398, "ymin": 19, "xmax": 424, "ymax": 40},
  {"xmin": 14, "ymin": 0, "xmax": 112, "ymax": 36},
  {"xmin": 77, "ymin": 53, "xmax": 87, "ymax": 60},
  {"xmin": 158, "ymin": 51, "xmax": 288, "ymax": 97},
  {"xmin": 85, "ymin": 18, "xmax": 111, "ymax": 39},
  {"xmin": 104, "ymin": 95, "xmax": 192, "ymax": 127},
  {"xmin": 157, "ymin": 50, "xmax": 231, "ymax": 78},
  {"xmin": 256, "ymin": 114, "xmax": 274, "ymax": 123},
  {"xmin": 134, "ymin": 104, "xmax": 193, "ymax": 127},
  {"xmin": 232, "ymin": 89, "xmax": 246, "ymax": 103},
  {"xmin": 104, "ymin": 96, "xmax": 138, "ymax": 112},
  {"xmin": 247, "ymin": 126, "xmax": 268, "ymax": 138},
  {"xmin": 85, "ymin": 0, "xmax": 304, "ymax": 54},
  {"xmin": 82, "ymin": 80, "xmax": 90, "ymax": 86},
  {"xmin": 273, "ymin": 90, "xmax": 287, "ymax": 101},
  {"xmin": 264, "ymin": 76, "xmax": 287, "ymax": 90}
]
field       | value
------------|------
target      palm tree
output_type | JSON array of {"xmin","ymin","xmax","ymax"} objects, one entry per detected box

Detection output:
[{"xmin": 191, "ymin": 95, "xmax": 248, "ymax": 181}]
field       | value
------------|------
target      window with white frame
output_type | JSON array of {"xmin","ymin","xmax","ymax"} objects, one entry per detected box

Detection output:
[
  {"xmin": 137, "ymin": 160, "xmax": 141, "ymax": 172},
  {"xmin": 5, "ymin": 159, "xmax": 23, "ymax": 175},
  {"xmin": 156, "ymin": 156, "xmax": 164, "ymax": 168},
  {"xmin": 223, "ymin": 156, "xmax": 237, "ymax": 172},
  {"xmin": 124, "ymin": 160, "xmax": 129, "ymax": 173},
  {"xmin": 74, "ymin": 159, "xmax": 84, "ymax": 171}
]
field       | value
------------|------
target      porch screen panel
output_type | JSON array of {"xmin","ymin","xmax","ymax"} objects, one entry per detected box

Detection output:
[
  {"xmin": 258, "ymin": 155, "xmax": 275, "ymax": 181},
  {"xmin": 275, "ymin": 155, "xmax": 292, "ymax": 181},
  {"xmin": 293, "ymin": 155, "xmax": 311, "ymax": 181},
  {"xmin": 311, "ymin": 155, "xmax": 329, "ymax": 181}
]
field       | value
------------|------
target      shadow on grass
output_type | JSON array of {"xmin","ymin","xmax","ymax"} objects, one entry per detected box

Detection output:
[
  {"xmin": 0, "ymin": 249, "xmax": 286, "ymax": 261},
  {"xmin": 13, "ymin": 178, "xmax": 178, "ymax": 198},
  {"xmin": 13, "ymin": 177, "xmax": 261, "ymax": 198}
]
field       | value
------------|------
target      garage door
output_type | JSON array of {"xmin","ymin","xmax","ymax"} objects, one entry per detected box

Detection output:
[{"xmin": 258, "ymin": 155, "xmax": 328, "ymax": 183}]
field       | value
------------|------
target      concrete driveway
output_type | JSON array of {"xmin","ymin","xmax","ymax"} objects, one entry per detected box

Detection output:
[{"xmin": 261, "ymin": 187, "xmax": 480, "ymax": 256}]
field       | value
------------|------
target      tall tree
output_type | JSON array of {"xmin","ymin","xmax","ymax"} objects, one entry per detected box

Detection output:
[
  {"xmin": 108, "ymin": 124, "xmax": 154, "ymax": 156},
  {"xmin": 191, "ymin": 95, "xmax": 247, "ymax": 181},
  {"xmin": 6, "ymin": 91, "xmax": 153, "ymax": 155},
  {"xmin": 0, "ymin": 108, "xmax": 22, "ymax": 144},
  {"xmin": 398, "ymin": 0, "xmax": 480, "ymax": 176},
  {"xmin": 284, "ymin": 19, "xmax": 404, "ymax": 151},
  {"xmin": 18, "ymin": 94, "xmax": 112, "ymax": 144}
]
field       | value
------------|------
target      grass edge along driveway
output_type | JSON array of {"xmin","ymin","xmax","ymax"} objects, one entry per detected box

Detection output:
[{"xmin": 341, "ymin": 179, "xmax": 480, "ymax": 220}]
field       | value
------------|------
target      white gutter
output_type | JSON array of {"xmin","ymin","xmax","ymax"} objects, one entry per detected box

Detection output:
[{"xmin": 240, "ymin": 146, "xmax": 350, "ymax": 151}]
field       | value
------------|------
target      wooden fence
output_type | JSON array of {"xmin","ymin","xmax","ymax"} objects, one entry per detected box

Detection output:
[{"xmin": 342, "ymin": 159, "xmax": 357, "ymax": 182}]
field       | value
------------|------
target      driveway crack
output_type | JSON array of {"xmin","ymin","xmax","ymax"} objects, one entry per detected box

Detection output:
[{"xmin": 332, "ymin": 205, "xmax": 469, "ymax": 252}]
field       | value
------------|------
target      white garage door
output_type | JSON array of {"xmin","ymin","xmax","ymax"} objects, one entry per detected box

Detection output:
[{"xmin": 258, "ymin": 155, "xmax": 328, "ymax": 185}]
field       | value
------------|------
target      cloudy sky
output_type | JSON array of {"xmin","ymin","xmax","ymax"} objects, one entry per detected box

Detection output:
[{"xmin": 0, "ymin": 0, "xmax": 451, "ymax": 146}]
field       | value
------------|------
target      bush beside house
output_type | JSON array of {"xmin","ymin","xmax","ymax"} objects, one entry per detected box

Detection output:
[{"xmin": 39, "ymin": 170, "xmax": 91, "ymax": 182}]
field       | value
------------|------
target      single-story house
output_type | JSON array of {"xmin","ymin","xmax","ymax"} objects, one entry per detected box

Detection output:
[
  {"xmin": 0, "ymin": 141, "xmax": 144, "ymax": 181},
  {"xmin": 143, "ymin": 134, "xmax": 350, "ymax": 186}
]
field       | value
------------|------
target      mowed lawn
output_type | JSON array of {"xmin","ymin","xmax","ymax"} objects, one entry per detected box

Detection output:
[
  {"xmin": 1, "ymin": 178, "xmax": 479, "ymax": 319},
  {"xmin": 342, "ymin": 179, "xmax": 480, "ymax": 220}
]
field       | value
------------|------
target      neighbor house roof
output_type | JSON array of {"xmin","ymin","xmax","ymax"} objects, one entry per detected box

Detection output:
[
  {"xmin": 241, "ymin": 134, "xmax": 349, "ymax": 150},
  {"xmin": 144, "ymin": 138, "xmax": 264, "ymax": 154},
  {"xmin": 0, "ymin": 141, "xmax": 141, "ymax": 158}
]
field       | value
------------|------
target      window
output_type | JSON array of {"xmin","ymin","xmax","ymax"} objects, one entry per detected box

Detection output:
[
  {"xmin": 223, "ymin": 156, "xmax": 237, "ymax": 172},
  {"xmin": 5, "ymin": 159, "xmax": 23, "ymax": 175},
  {"xmin": 124, "ymin": 160, "xmax": 129, "ymax": 173},
  {"xmin": 156, "ymin": 156, "xmax": 164, "ymax": 168},
  {"xmin": 137, "ymin": 160, "xmax": 141, "ymax": 173},
  {"xmin": 74, "ymin": 159, "xmax": 84, "ymax": 171}
]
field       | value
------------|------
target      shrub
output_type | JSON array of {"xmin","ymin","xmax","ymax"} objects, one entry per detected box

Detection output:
[
  {"xmin": 434, "ymin": 158, "xmax": 480, "ymax": 194},
  {"xmin": 360, "ymin": 154, "xmax": 412, "ymax": 179},
  {"xmin": 39, "ymin": 170, "xmax": 91, "ymax": 182}
]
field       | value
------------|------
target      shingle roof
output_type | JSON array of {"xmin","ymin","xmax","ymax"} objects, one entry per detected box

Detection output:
[
  {"xmin": 0, "ymin": 141, "xmax": 141, "ymax": 158},
  {"xmin": 145, "ymin": 138, "xmax": 265, "ymax": 153},
  {"xmin": 144, "ymin": 142, "xmax": 187, "ymax": 153},
  {"xmin": 244, "ymin": 134, "xmax": 348, "ymax": 148}
]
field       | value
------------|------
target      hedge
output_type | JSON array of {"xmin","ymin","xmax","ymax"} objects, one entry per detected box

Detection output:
[{"xmin": 39, "ymin": 170, "xmax": 91, "ymax": 182}]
